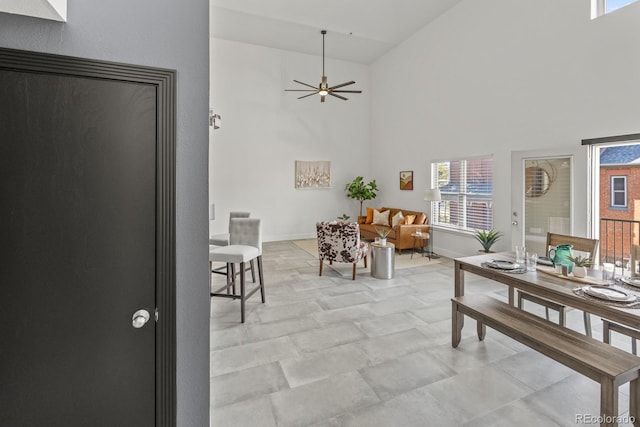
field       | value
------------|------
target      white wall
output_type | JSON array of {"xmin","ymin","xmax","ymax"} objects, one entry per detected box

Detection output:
[
  {"xmin": 371, "ymin": 0, "xmax": 640, "ymax": 258},
  {"xmin": 0, "ymin": 1, "xmax": 210, "ymax": 424},
  {"xmin": 210, "ymin": 38, "xmax": 371, "ymax": 241}
]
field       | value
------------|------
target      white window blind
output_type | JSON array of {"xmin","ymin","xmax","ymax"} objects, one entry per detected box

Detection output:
[
  {"xmin": 611, "ymin": 176, "xmax": 627, "ymax": 207},
  {"xmin": 430, "ymin": 157, "xmax": 494, "ymax": 231}
]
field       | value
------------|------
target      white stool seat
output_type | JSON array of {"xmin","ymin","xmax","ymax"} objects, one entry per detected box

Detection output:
[{"xmin": 210, "ymin": 245, "xmax": 259, "ymax": 264}]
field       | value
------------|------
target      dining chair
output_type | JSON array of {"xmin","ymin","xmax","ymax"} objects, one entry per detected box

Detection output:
[
  {"xmin": 603, "ymin": 320, "xmax": 640, "ymax": 355},
  {"xmin": 517, "ymin": 232, "xmax": 599, "ymax": 336},
  {"xmin": 209, "ymin": 218, "xmax": 264, "ymax": 323},
  {"xmin": 316, "ymin": 221, "xmax": 368, "ymax": 280}
]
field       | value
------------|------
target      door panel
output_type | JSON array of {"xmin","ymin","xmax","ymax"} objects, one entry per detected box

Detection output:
[
  {"xmin": 0, "ymin": 69, "xmax": 156, "ymax": 425},
  {"xmin": 511, "ymin": 146, "xmax": 589, "ymax": 254}
]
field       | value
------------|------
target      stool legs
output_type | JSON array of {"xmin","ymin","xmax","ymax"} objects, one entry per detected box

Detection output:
[
  {"xmin": 258, "ymin": 255, "xmax": 265, "ymax": 303},
  {"xmin": 240, "ymin": 261, "xmax": 246, "ymax": 323}
]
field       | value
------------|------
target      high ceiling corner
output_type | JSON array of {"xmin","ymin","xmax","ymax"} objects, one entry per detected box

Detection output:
[
  {"xmin": 0, "ymin": 0, "xmax": 66, "ymax": 22},
  {"xmin": 210, "ymin": 0, "xmax": 463, "ymax": 64}
]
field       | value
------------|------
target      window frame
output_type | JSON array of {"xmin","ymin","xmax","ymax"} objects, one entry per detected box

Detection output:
[
  {"xmin": 430, "ymin": 156, "xmax": 494, "ymax": 233},
  {"xmin": 610, "ymin": 175, "xmax": 628, "ymax": 208},
  {"xmin": 592, "ymin": 0, "xmax": 638, "ymax": 18}
]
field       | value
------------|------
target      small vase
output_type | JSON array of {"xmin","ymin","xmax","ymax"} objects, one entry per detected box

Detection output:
[
  {"xmin": 573, "ymin": 266, "xmax": 587, "ymax": 278},
  {"xmin": 379, "ymin": 238, "xmax": 387, "ymax": 246}
]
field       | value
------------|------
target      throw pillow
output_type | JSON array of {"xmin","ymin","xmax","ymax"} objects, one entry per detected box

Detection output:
[
  {"xmin": 392, "ymin": 211, "xmax": 404, "ymax": 227},
  {"xmin": 372, "ymin": 209, "xmax": 390, "ymax": 226},
  {"xmin": 365, "ymin": 207, "xmax": 374, "ymax": 224},
  {"xmin": 404, "ymin": 214, "xmax": 416, "ymax": 225},
  {"xmin": 415, "ymin": 213, "xmax": 427, "ymax": 225}
]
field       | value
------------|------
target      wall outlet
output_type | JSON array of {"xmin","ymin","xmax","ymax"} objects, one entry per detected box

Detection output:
[{"xmin": 530, "ymin": 227, "xmax": 542, "ymax": 234}]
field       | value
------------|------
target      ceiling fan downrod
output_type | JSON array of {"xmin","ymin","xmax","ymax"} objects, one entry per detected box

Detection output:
[{"xmin": 284, "ymin": 29, "xmax": 362, "ymax": 102}]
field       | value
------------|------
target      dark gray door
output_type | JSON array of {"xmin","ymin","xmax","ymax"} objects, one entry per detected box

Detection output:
[{"xmin": 0, "ymin": 65, "xmax": 158, "ymax": 425}]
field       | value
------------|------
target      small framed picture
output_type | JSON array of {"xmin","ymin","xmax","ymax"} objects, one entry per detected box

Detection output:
[{"xmin": 400, "ymin": 171, "xmax": 413, "ymax": 190}]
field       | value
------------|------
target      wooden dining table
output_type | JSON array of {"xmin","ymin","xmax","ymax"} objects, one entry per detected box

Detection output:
[{"xmin": 454, "ymin": 251, "xmax": 640, "ymax": 331}]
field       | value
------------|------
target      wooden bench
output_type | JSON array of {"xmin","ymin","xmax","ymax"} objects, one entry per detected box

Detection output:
[{"xmin": 452, "ymin": 295, "xmax": 640, "ymax": 427}]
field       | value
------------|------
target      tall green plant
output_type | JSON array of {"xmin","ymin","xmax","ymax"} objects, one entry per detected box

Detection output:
[
  {"xmin": 474, "ymin": 229, "xmax": 503, "ymax": 253},
  {"xmin": 344, "ymin": 176, "xmax": 379, "ymax": 217}
]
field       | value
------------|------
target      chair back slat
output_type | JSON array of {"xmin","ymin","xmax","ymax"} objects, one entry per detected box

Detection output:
[{"xmin": 546, "ymin": 232, "xmax": 599, "ymax": 258}]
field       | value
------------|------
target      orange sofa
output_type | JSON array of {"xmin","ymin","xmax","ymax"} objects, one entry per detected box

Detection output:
[{"xmin": 358, "ymin": 207, "xmax": 430, "ymax": 252}]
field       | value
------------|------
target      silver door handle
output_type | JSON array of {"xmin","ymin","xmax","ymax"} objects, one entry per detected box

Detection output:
[
  {"xmin": 132, "ymin": 309, "xmax": 150, "ymax": 328},
  {"xmin": 512, "ymin": 221, "xmax": 518, "ymax": 226}
]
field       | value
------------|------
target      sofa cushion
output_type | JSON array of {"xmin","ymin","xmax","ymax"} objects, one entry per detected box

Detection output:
[
  {"xmin": 365, "ymin": 207, "xmax": 374, "ymax": 224},
  {"xmin": 416, "ymin": 213, "xmax": 427, "ymax": 224},
  {"xmin": 392, "ymin": 211, "xmax": 404, "ymax": 227},
  {"xmin": 372, "ymin": 209, "xmax": 390, "ymax": 226},
  {"xmin": 404, "ymin": 214, "xmax": 416, "ymax": 225}
]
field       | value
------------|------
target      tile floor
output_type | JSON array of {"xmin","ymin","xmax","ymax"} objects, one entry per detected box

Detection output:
[{"xmin": 210, "ymin": 241, "xmax": 636, "ymax": 426}]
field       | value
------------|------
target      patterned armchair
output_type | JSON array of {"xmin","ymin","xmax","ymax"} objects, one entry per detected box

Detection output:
[{"xmin": 316, "ymin": 221, "xmax": 369, "ymax": 280}]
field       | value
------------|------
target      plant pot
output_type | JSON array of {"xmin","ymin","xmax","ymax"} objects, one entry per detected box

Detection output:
[
  {"xmin": 378, "ymin": 238, "xmax": 387, "ymax": 246},
  {"xmin": 573, "ymin": 266, "xmax": 587, "ymax": 278}
]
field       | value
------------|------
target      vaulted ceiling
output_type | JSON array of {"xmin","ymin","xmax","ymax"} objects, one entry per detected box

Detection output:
[{"xmin": 210, "ymin": 0, "xmax": 464, "ymax": 64}]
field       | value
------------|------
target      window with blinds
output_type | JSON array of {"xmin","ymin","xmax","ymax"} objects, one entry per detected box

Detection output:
[
  {"xmin": 430, "ymin": 157, "xmax": 494, "ymax": 232},
  {"xmin": 611, "ymin": 176, "xmax": 627, "ymax": 207}
]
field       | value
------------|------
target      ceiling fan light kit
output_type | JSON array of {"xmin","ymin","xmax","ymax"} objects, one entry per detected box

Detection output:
[{"xmin": 285, "ymin": 30, "xmax": 362, "ymax": 103}]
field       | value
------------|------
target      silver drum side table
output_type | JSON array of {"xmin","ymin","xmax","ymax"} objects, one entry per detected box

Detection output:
[{"xmin": 371, "ymin": 242, "xmax": 395, "ymax": 279}]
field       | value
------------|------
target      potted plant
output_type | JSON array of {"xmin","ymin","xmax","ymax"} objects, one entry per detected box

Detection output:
[
  {"xmin": 474, "ymin": 229, "xmax": 503, "ymax": 253},
  {"xmin": 568, "ymin": 255, "xmax": 592, "ymax": 278},
  {"xmin": 375, "ymin": 227, "xmax": 391, "ymax": 246},
  {"xmin": 345, "ymin": 176, "xmax": 379, "ymax": 218}
]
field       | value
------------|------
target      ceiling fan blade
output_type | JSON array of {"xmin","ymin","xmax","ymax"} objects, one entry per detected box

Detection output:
[
  {"xmin": 285, "ymin": 89, "xmax": 317, "ymax": 92},
  {"xmin": 332, "ymin": 90, "xmax": 362, "ymax": 93},
  {"xmin": 293, "ymin": 80, "xmax": 319, "ymax": 90},
  {"xmin": 329, "ymin": 92, "xmax": 348, "ymax": 101},
  {"xmin": 297, "ymin": 92, "xmax": 317, "ymax": 99},
  {"xmin": 328, "ymin": 81, "xmax": 356, "ymax": 90}
]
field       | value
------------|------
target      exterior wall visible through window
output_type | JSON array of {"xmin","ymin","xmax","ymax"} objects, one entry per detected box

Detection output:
[{"xmin": 430, "ymin": 157, "xmax": 494, "ymax": 232}]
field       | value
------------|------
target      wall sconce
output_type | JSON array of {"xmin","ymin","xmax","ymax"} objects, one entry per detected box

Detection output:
[{"xmin": 209, "ymin": 109, "xmax": 221, "ymax": 129}]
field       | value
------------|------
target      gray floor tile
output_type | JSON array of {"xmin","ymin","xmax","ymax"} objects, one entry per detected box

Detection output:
[
  {"xmin": 318, "ymin": 291, "xmax": 375, "ymax": 310},
  {"xmin": 279, "ymin": 342, "xmax": 370, "ymax": 388},
  {"xmin": 211, "ymin": 396, "xmax": 277, "ymax": 427},
  {"xmin": 210, "ymin": 362, "xmax": 289, "ymax": 408},
  {"xmin": 210, "ymin": 336, "xmax": 299, "ymax": 377},
  {"xmin": 245, "ymin": 316, "xmax": 320, "ymax": 343},
  {"xmin": 424, "ymin": 364, "xmax": 534, "ymax": 422},
  {"xmin": 356, "ymin": 328, "xmax": 432, "ymax": 365},
  {"xmin": 270, "ymin": 372, "xmax": 379, "ymax": 427},
  {"xmin": 289, "ymin": 322, "xmax": 367, "ymax": 353},
  {"xmin": 355, "ymin": 312, "xmax": 427, "ymax": 338},
  {"xmin": 359, "ymin": 350, "xmax": 455, "ymax": 400},
  {"xmin": 339, "ymin": 386, "xmax": 466, "ymax": 427}
]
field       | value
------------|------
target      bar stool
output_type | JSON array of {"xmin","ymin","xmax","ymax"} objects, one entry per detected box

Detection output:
[
  {"xmin": 209, "ymin": 218, "xmax": 264, "ymax": 323},
  {"xmin": 210, "ymin": 211, "xmax": 254, "ymax": 281}
]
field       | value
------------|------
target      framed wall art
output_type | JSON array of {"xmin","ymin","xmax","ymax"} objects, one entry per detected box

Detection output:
[
  {"xmin": 295, "ymin": 160, "xmax": 331, "ymax": 189},
  {"xmin": 400, "ymin": 171, "xmax": 413, "ymax": 190}
]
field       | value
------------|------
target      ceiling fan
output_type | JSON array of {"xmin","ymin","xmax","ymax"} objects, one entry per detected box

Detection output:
[{"xmin": 285, "ymin": 30, "xmax": 362, "ymax": 103}]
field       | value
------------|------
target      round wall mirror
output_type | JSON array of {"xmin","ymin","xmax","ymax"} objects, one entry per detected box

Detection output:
[{"xmin": 525, "ymin": 166, "xmax": 551, "ymax": 197}]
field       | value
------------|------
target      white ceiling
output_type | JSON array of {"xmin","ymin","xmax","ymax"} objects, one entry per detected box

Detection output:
[
  {"xmin": 0, "ymin": 0, "xmax": 66, "ymax": 21},
  {"xmin": 210, "ymin": 0, "xmax": 464, "ymax": 64}
]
